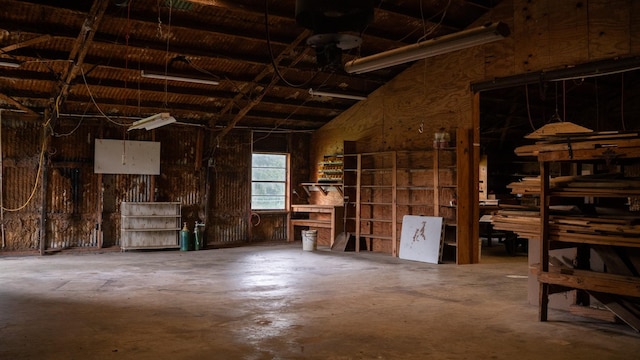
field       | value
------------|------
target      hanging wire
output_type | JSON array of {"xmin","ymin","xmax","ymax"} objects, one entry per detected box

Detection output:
[
  {"xmin": 122, "ymin": 0, "xmax": 132, "ymax": 109},
  {"xmin": 264, "ymin": 0, "xmax": 316, "ymax": 88},
  {"xmin": 525, "ymin": 84, "xmax": 536, "ymax": 131},
  {"xmin": 163, "ymin": 0, "xmax": 173, "ymax": 108},
  {"xmin": 414, "ymin": 0, "xmax": 451, "ymax": 134},
  {"xmin": 417, "ymin": 0, "xmax": 452, "ymax": 43},
  {"xmin": 80, "ymin": 67, "xmax": 128, "ymax": 127},
  {"xmin": 621, "ymin": 73, "xmax": 626, "ymax": 131},
  {"xmin": 52, "ymin": 115, "xmax": 85, "ymax": 137},
  {"xmin": 245, "ymin": 74, "xmax": 333, "ymax": 146},
  {"xmin": 562, "ymin": 80, "xmax": 566, "ymax": 122},
  {"xmin": 594, "ymin": 77, "xmax": 600, "ymax": 131},
  {"xmin": 156, "ymin": 0, "xmax": 164, "ymax": 38},
  {"xmin": 549, "ymin": 82, "xmax": 562, "ymax": 122},
  {"xmin": 2, "ymin": 123, "xmax": 47, "ymax": 212},
  {"xmin": 181, "ymin": 57, "xmax": 257, "ymax": 103}
]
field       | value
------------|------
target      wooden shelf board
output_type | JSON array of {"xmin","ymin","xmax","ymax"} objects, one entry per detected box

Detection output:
[
  {"xmin": 549, "ymin": 234, "xmax": 640, "ymax": 248},
  {"xmin": 396, "ymin": 186, "xmax": 434, "ymax": 190},
  {"xmin": 121, "ymin": 228, "xmax": 180, "ymax": 232},
  {"xmin": 551, "ymin": 190, "xmax": 640, "ymax": 197},
  {"xmin": 122, "ymin": 215, "xmax": 180, "ymax": 218},
  {"xmin": 538, "ymin": 269, "xmax": 640, "ymax": 298},
  {"xmin": 359, "ymin": 233, "xmax": 394, "ymax": 240}
]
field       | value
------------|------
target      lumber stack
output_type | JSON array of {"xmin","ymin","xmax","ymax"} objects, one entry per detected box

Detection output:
[
  {"xmin": 491, "ymin": 205, "xmax": 540, "ymax": 240},
  {"xmin": 515, "ymin": 130, "xmax": 640, "ymax": 159},
  {"xmin": 507, "ymin": 176, "xmax": 540, "ymax": 196},
  {"xmin": 551, "ymin": 173, "xmax": 640, "ymax": 196},
  {"xmin": 549, "ymin": 215, "xmax": 640, "ymax": 248}
]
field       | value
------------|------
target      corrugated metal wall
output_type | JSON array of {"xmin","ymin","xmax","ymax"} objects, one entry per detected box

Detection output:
[
  {"xmin": 1, "ymin": 118, "xmax": 44, "ymax": 251},
  {"xmin": 0, "ymin": 116, "xmax": 308, "ymax": 253},
  {"xmin": 208, "ymin": 130, "xmax": 251, "ymax": 245}
]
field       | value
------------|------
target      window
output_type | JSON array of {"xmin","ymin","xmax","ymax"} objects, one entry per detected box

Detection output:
[{"xmin": 251, "ymin": 153, "xmax": 287, "ymax": 210}]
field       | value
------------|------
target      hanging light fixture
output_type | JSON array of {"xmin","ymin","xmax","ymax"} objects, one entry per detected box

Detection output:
[
  {"xmin": 308, "ymin": 88, "xmax": 366, "ymax": 101},
  {"xmin": 140, "ymin": 71, "xmax": 220, "ymax": 86},
  {"xmin": 0, "ymin": 59, "xmax": 21, "ymax": 68},
  {"xmin": 128, "ymin": 112, "xmax": 176, "ymax": 131},
  {"xmin": 344, "ymin": 22, "xmax": 510, "ymax": 74}
]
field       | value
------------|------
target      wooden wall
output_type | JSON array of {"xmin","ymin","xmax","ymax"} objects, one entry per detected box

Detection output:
[{"xmin": 309, "ymin": 0, "xmax": 640, "ymax": 257}]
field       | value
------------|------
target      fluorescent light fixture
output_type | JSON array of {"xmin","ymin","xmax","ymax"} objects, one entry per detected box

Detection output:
[
  {"xmin": 128, "ymin": 112, "xmax": 176, "ymax": 131},
  {"xmin": 308, "ymin": 88, "xmax": 366, "ymax": 101},
  {"xmin": 140, "ymin": 70, "xmax": 220, "ymax": 86},
  {"xmin": 344, "ymin": 21, "xmax": 510, "ymax": 74},
  {"xmin": 0, "ymin": 59, "xmax": 21, "ymax": 68}
]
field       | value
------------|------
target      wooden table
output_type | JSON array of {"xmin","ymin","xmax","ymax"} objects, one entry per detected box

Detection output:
[{"xmin": 289, "ymin": 204, "xmax": 344, "ymax": 246}]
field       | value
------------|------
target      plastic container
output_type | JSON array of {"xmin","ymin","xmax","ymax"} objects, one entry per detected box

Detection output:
[{"xmin": 302, "ymin": 230, "xmax": 317, "ymax": 251}]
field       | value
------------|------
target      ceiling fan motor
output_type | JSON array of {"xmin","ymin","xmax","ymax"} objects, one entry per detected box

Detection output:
[{"xmin": 295, "ymin": 0, "xmax": 375, "ymax": 71}]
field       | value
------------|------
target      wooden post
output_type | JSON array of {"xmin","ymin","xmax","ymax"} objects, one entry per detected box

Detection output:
[
  {"xmin": 433, "ymin": 149, "xmax": 440, "ymax": 217},
  {"xmin": 355, "ymin": 154, "xmax": 362, "ymax": 252},
  {"xmin": 39, "ymin": 112, "xmax": 50, "ymax": 255},
  {"xmin": 391, "ymin": 151, "xmax": 397, "ymax": 257},
  {"xmin": 456, "ymin": 127, "xmax": 478, "ymax": 264},
  {"xmin": 539, "ymin": 161, "xmax": 550, "ymax": 321}
]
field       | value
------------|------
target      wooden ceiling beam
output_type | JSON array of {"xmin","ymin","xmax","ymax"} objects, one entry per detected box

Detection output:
[
  {"xmin": 0, "ymin": 34, "xmax": 52, "ymax": 54},
  {"xmin": 0, "ymin": 92, "xmax": 38, "ymax": 116},
  {"xmin": 51, "ymin": 0, "xmax": 109, "ymax": 119},
  {"xmin": 214, "ymin": 29, "xmax": 312, "ymax": 142}
]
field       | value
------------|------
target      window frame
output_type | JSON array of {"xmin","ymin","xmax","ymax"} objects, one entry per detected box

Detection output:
[{"xmin": 250, "ymin": 152, "xmax": 289, "ymax": 211}]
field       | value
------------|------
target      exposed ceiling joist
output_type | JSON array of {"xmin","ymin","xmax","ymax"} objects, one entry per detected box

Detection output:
[{"xmin": 0, "ymin": 0, "xmax": 503, "ymax": 131}]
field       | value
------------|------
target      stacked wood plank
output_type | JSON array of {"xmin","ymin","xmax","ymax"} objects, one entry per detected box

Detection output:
[
  {"xmin": 515, "ymin": 130, "xmax": 640, "ymax": 159},
  {"xmin": 549, "ymin": 215, "xmax": 640, "ymax": 248},
  {"xmin": 491, "ymin": 205, "xmax": 540, "ymax": 240},
  {"xmin": 507, "ymin": 176, "xmax": 540, "ymax": 196},
  {"xmin": 551, "ymin": 173, "xmax": 640, "ymax": 196}
]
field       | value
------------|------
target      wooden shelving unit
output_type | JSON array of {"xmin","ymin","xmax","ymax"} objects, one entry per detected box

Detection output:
[
  {"xmin": 342, "ymin": 142, "xmax": 460, "ymax": 257},
  {"xmin": 300, "ymin": 154, "xmax": 344, "ymax": 197},
  {"xmin": 317, "ymin": 154, "xmax": 343, "ymax": 182},
  {"xmin": 354, "ymin": 151, "xmax": 397, "ymax": 254},
  {"xmin": 434, "ymin": 148, "xmax": 457, "ymax": 247},
  {"xmin": 531, "ymin": 133, "xmax": 640, "ymax": 331},
  {"xmin": 300, "ymin": 182, "xmax": 343, "ymax": 196},
  {"xmin": 396, "ymin": 150, "xmax": 436, "ymax": 232}
]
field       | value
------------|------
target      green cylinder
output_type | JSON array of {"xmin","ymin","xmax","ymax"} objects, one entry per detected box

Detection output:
[
  {"xmin": 180, "ymin": 222, "xmax": 191, "ymax": 251},
  {"xmin": 194, "ymin": 222, "xmax": 204, "ymax": 250}
]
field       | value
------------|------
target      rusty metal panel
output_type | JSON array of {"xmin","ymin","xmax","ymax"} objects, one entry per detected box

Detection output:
[
  {"xmin": 51, "ymin": 123, "xmax": 95, "ymax": 162},
  {"xmin": 251, "ymin": 213, "xmax": 287, "ymax": 241},
  {"xmin": 116, "ymin": 174, "xmax": 153, "ymax": 203},
  {"xmin": 209, "ymin": 130, "xmax": 251, "ymax": 244},
  {"xmin": 47, "ymin": 215, "xmax": 99, "ymax": 249},
  {"xmin": 1, "ymin": 118, "xmax": 43, "ymax": 251},
  {"xmin": 46, "ymin": 166, "xmax": 101, "ymax": 249}
]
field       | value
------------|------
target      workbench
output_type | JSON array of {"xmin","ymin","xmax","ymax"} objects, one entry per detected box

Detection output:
[{"xmin": 289, "ymin": 204, "xmax": 344, "ymax": 246}]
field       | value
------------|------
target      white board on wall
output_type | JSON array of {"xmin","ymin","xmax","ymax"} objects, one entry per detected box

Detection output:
[
  {"xmin": 399, "ymin": 215, "xmax": 445, "ymax": 264},
  {"xmin": 94, "ymin": 139, "xmax": 160, "ymax": 175}
]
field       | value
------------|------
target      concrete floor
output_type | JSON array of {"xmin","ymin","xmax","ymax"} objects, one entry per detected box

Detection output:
[{"xmin": 1, "ymin": 243, "xmax": 638, "ymax": 360}]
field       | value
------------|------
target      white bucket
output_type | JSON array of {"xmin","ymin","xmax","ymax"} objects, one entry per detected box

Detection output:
[{"xmin": 302, "ymin": 230, "xmax": 317, "ymax": 251}]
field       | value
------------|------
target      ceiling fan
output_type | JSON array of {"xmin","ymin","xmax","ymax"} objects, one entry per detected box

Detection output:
[
  {"xmin": 294, "ymin": 0, "xmax": 510, "ymax": 74},
  {"xmin": 294, "ymin": 0, "xmax": 375, "ymax": 72}
]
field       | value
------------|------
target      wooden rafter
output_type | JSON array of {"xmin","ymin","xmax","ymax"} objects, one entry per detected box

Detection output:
[
  {"xmin": 0, "ymin": 34, "xmax": 51, "ymax": 54},
  {"xmin": 214, "ymin": 29, "xmax": 312, "ymax": 142},
  {"xmin": 0, "ymin": 92, "xmax": 37, "ymax": 116},
  {"xmin": 51, "ymin": 0, "xmax": 109, "ymax": 117}
]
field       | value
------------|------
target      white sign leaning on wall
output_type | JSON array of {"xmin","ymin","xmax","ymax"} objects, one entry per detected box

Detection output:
[{"xmin": 94, "ymin": 139, "xmax": 161, "ymax": 175}]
